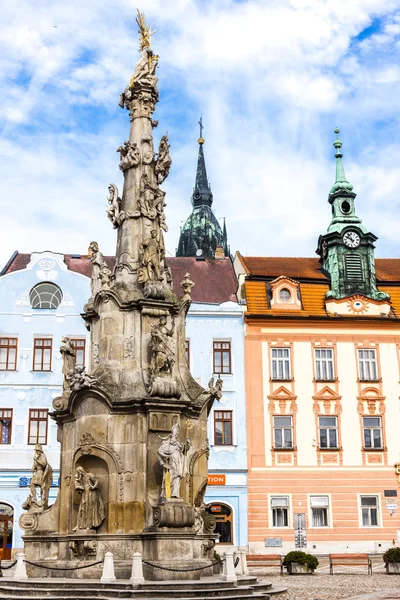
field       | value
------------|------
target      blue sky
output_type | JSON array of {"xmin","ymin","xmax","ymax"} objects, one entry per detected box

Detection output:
[{"xmin": 1, "ymin": 0, "xmax": 400, "ymax": 269}]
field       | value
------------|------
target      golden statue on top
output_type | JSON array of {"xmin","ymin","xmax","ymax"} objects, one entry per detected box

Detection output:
[{"xmin": 136, "ymin": 9, "xmax": 155, "ymax": 52}]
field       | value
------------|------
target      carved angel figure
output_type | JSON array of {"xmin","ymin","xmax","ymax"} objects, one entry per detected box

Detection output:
[
  {"xmin": 157, "ymin": 423, "xmax": 190, "ymax": 501},
  {"xmin": 74, "ymin": 467, "xmax": 105, "ymax": 531},
  {"xmin": 149, "ymin": 316, "xmax": 175, "ymax": 378},
  {"xmin": 60, "ymin": 337, "xmax": 76, "ymax": 389},
  {"xmin": 117, "ymin": 140, "xmax": 140, "ymax": 172},
  {"xmin": 106, "ymin": 184, "xmax": 124, "ymax": 228},
  {"xmin": 28, "ymin": 444, "xmax": 53, "ymax": 510},
  {"xmin": 155, "ymin": 134, "xmax": 172, "ymax": 184},
  {"xmin": 66, "ymin": 365, "xmax": 97, "ymax": 391},
  {"xmin": 140, "ymin": 229, "xmax": 164, "ymax": 282}
]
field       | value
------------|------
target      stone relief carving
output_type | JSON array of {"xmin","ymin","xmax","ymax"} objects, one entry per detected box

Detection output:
[
  {"xmin": 149, "ymin": 316, "xmax": 175, "ymax": 379},
  {"xmin": 138, "ymin": 229, "xmax": 164, "ymax": 283},
  {"xmin": 124, "ymin": 335, "xmax": 134, "ymax": 359},
  {"xmin": 66, "ymin": 365, "xmax": 97, "ymax": 391},
  {"xmin": 92, "ymin": 343, "xmax": 100, "ymax": 366},
  {"xmin": 157, "ymin": 423, "xmax": 190, "ymax": 502},
  {"xmin": 106, "ymin": 184, "xmax": 125, "ymax": 228},
  {"xmin": 23, "ymin": 444, "xmax": 53, "ymax": 511},
  {"xmin": 193, "ymin": 506, "xmax": 204, "ymax": 534},
  {"xmin": 73, "ymin": 467, "xmax": 105, "ymax": 532},
  {"xmin": 69, "ymin": 539, "xmax": 97, "ymax": 557},
  {"xmin": 155, "ymin": 134, "xmax": 172, "ymax": 184},
  {"xmin": 99, "ymin": 263, "xmax": 112, "ymax": 289},
  {"xmin": 117, "ymin": 140, "xmax": 140, "ymax": 172},
  {"xmin": 180, "ymin": 272, "xmax": 195, "ymax": 299},
  {"xmin": 207, "ymin": 377, "xmax": 223, "ymax": 401},
  {"xmin": 60, "ymin": 337, "xmax": 76, "ymax": 389},
  {"xmin": 89, "ymin": 241, "xmax": 105, "ymax": 297}
]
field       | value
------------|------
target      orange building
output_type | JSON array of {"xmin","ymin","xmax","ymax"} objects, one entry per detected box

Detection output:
[{"xmin": 234, "ymin": 132, "xmax": 400, "ymax": 554}]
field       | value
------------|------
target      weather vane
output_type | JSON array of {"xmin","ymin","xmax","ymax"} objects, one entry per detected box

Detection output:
[{"xmin": 136, "ymin": 9, "xmax": 156, "ymax": 53}]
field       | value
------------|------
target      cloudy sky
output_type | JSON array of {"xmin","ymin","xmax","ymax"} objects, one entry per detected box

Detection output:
[{"xmin": 1, "ymin": 0, "xmax": 400, "ymax": 269}]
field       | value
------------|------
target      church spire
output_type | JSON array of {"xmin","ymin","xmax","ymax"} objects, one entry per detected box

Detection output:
[
  {"xmin": 329, "ymin": 128, "xmax": 354, "ymax": 199},
  {"xmin": 192, "ymin": 116, "xmax": 213, "ymax": 208}
]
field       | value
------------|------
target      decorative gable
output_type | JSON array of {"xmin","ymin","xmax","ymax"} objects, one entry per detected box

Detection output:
[{"xmin": 269, "ymin": 276, "xmax": 302, "ymax": 311}]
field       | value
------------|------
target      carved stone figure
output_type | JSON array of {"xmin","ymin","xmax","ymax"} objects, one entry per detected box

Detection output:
[
  {"xmin": 28, "ymin": 445, "xmax": 53, "ymax": 510},
  {"xmin": 74, "ymin": 467, "xmax": 105, "ymax": 532},
  {"xmin": 155, "ymin": 134, "xmax": 172, "ymax": 184},
  {"xmin": 193, "ymin": 506, "xmax": 204, "ymax": 534},
  {"xmin": 89, "ymin": 242, "xmax": 104, "ymax": 297},
  {"xmin": 157, "ymin": 423, "xmax": 190, "ymax": 501},
  {"xmin": 106, "ymin": 184, "xmax": 124, "ymax": 228},
  {"xmin": 117, "ymin": 140, "xmax": 140, "ymax": 172},
  {"xmin": 180, "ymin": 272, "xmax": 195, "ymax": 298},
  {"xmin": 60, "ymin": 337, "xmax": 76, "ymax": 389},
  {"xmin": 100, "ymin": 263, "xmax": 112, "ymax": 289},
  {"xmin": 149, "ymin": 316, "xmax": 175, "ymax": 378},
  {"xmin": 208, "ymin": 377, "xmax": 223, "ymax": 401},
  {"xmin": 66, "ymin": 365, "xmax": 97, "ymax": 391},
  {"xmin": 140, "ymin": 230, "xmax": 164, "ymax": 282},
  {"xmin": 119, "ymin": 84, "xmax": 133, "ymax": 110}
]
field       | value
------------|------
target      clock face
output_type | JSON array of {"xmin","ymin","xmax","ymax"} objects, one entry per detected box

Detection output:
[{"xmin": 343, "ymin": 231, "xmax": 360, "ymax": 248}]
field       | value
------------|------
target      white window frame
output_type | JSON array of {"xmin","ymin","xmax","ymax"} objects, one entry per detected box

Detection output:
[
  {"xmin": 273, "ymin": 415, "xmax": 293, "ymax": 449},
  {"xmin": 271, "ymin": 347, "xmax": 291, "ymax": 380},
  {"xmin": 358, "ymin": 494, "xmax": 381, "ymax": 528},
  {"xmin": 358, "ymin": 349, "xmax": 378, "ymax": 381},
  {"xmin": 318, "ymin": 416, "xmax": 338, "ymax": 449},
  {"xmin": 309, "ymin": 495, "xmax": 331, "ymax": 528},
  {"xmin": 314, "ymin": 348, "xmax": 335, "ymax": 381},
  {"xmin": 270, "ymin": 495, "xmax": 291, "ymax": 528},
  {"xmin": 362, "ymin": 417, "xmax": 383, "ymax": 449}
]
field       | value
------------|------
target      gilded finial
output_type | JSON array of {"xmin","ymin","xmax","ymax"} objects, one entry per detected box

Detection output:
[
  {"xmin": 198, "ymin": 115, "xmax": 205, "ymax": 145},
  {"xmin": 136, "ymin": 9, "xmax": 156, "ymax": 53}
]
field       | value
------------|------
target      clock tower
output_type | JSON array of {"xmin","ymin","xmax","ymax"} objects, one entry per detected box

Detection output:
[{"xmin": 316, "ymin": 129, "xmax": 389, "ymax": 305}]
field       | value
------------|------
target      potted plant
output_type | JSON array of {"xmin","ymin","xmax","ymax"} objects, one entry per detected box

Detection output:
[
  {"xmin": 283, "ymin": 551, "xmax": 319, "ymax": 575},
  {"xmin": 383, "ymin": 547, "xmax": 400, "ymax": 574}
]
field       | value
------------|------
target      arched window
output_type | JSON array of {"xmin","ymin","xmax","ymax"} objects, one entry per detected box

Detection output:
[
  {"xmin": 29, "ymin": 283, "xmax": 63, "ymax": 309},
  {"xmin": 0, "ymin": 502, "xmax": 14, "ymax": 560},
  {"xmin": 208, "ymin": 502, "xmax": 233, "ymax": 544}
]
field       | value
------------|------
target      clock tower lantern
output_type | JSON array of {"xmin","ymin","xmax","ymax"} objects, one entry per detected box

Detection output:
[{"xmin": 316, "ymin": 129, "xmax": 389, "ymax": 305}]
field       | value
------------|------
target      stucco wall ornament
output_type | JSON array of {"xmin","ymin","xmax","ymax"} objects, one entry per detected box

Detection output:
[
  {"xmin": 117, "ymin": 140, "xmax": 140, "ymax": 172},
  {"xmin": 66, "ymin": 365, "xmax": 97, "ymax": 391},
  {"xmin": 60, "ymin": 337, "xmax": 76, "ymax": 390},
  {"xmin": 155, "ymin": 134, "xmax": 172, "ymax": 184},
  {"xmin": 73, "ymin": 467, "xmax": 105, "ymax": 532},
  {"xmin": 106, "ymin": 184, "xmax": 125, "ymax": 228}
]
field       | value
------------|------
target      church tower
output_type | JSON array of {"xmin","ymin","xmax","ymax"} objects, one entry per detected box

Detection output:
[
  {"xmin": 316, "ymin": 129, "xmax": 390, "ymax": 313},
  {"xmin": 176, "ymin": 118, "xmax": 229, "ymax": 258}
]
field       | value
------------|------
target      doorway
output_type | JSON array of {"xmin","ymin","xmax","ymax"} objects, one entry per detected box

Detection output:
[{"xmin": 0, "ymin": 503, "xmax": 13, "ymax": 560}]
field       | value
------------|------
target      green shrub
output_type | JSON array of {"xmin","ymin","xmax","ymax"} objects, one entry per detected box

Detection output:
[
  {"xmin": 283, "ymin": 551, "xmax": 319, "ymax": 571},
  {"xmin": 383, "ymin": 547, "xmax": 400, "ymax": 564}
]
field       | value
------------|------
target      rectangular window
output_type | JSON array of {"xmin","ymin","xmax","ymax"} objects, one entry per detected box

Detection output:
[
  {"xmin": 271, "ymin": 496, "xmax": 289, "ymax": 527},
  {"xmin": 314, "ymin": 348, "xmax": 334, "ymax": 381},
  {"xmin": 0, "ymin": 409, "xmax": 12, "ymax": 444},
  {"xmin": 33, "ymin": 338, "xmax": 52, "ymax": 371},
  {"xmin": 214, "ymin": 411, "xmax": 232, "ymax": 445},
  {"xmin": 358, "ymin": 349, "xmax": 378, "ymax": 381},
  {"xmin": 71, "ymin": 338, "xmax": 86, "ymax": 368},
  {"xmin": 185, "ymin": 339, "xmax": 190, "ymax": 369},
  {"xmin": 271, "ymin": 348, "xmax": 291, "ymax": 380},
  {"xmin": 310, "ymin": 495, "xmax": 329, "ymax": 527},
  {"xmin": 213, "ymin": 341, "xmax": 231, "ymax": 375},
  {"xmin": 360, "ymin": 496, "xmax": 379, "ymax": 527},
  {"xmin": 318, "ymin": 416, "xmax": 338, "ymax": 449},
  {"xmin": 363, "ymin": 417, "xmax": 383, "ymax": 449},
  {"xmin": 273, "ymin": 416, "xmax": 293, "ymax": 449},
  {"xmin": 28, "ymin": 409, "xmax": 48, "ymax": 445},
  {"xmin": 0, "ymin": 338, "xmax": 18, "ymax": 371}
]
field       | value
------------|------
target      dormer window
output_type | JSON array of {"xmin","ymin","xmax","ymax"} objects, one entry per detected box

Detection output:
[{"xmin": 270, "ymin": 276, "xmax": 302, "ymax": 311}]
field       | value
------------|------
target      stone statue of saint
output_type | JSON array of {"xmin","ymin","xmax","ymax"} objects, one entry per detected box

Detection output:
[
  {"xmin": 60, "ymin": 337, "xmax": 76, "ymax": 389},
  {"xmin": 106, "ymin": 184, "xmax": 124, "ymax": 228},
  {"xmin": 89, "ymin": 241, "xmax": 105, "ymax": 297},
  {"xmin": 140, "ymin": 230, "xmax": 164, "ymax": 282},
  {"xmin": 149, "ymin": 316, "xmax": 175, "ymax": 378},
  {"xmin": 155, "ymin": 134, "xmax": 172, "ymax": 184},
  {"xmin": 157, "ymin": 423, "xmax": 190, "ymax": 501},
  {"xmin": 74, "ymin": 466, "xmax": 105, "ymax": 531},
  {"xmin": 117, "ymin": 140, "xmax": 140, "ymax": 171},
  {"xmin": 29, "ymin": 444, "xmax": 53, "ymax": 510}
]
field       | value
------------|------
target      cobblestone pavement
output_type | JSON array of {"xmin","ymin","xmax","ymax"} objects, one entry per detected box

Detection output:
[{"xmin": 250, "ymin": 559, "xmax": 400, "ymax": 600}]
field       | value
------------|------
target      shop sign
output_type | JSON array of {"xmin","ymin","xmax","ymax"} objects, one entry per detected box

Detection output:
[
  {"xmin": 386, "ymin": 503, "xmax": 398, "ymax": 510},
  {"xmin": 19, "ymin": 476, "xmax": 60, "ymax": 487},
  {"xmin": 208, "ymin": 474, "xmax": 226, "ymax": 485}
]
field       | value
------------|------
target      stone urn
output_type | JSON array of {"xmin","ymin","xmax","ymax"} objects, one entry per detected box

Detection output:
[{"xmin": 287, "ymin": 562, "xmax": 314, "ymax": 575}]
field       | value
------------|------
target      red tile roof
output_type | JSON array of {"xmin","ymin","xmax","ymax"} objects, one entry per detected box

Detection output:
[{"xmin": 1, "ymin": 253, "xmax": 237, "ymax": 305}]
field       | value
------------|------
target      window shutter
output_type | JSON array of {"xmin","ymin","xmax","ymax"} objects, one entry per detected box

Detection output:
[{"xmin": 345, "ymin": 253, "xmax": 363, "ymax": 281}]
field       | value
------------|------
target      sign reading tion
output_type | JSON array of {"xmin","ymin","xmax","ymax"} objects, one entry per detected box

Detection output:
[{"xmin": 208, "ymin": 474, "xmax": 226, "ymax": 486}]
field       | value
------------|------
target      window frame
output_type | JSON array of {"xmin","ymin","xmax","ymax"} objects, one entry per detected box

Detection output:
[
  {"xmin": 309, "ymin": 495, "xmax": 330, "ymax": 528},
  {"xmin": 271, "ymin": 347, "xmax": 291, "ymax": 381},
  {"xmin": 273, "ymin": 415, "xmax": 293, "ymax": 449},
  {"xmin": 213, "ymin": 341, "xmax": 232, "ymax": 375},
  {"xmin": 362, "ymin": 416, "xmax": 383, "ymax": 450},
  {"xmin": 29, "ymin": 282, "xmax": 63, "ymax": 309},
  {"xmin": 207, "ymin": 502, "xmax": 234, "ymax": 545},
  {"xmin": 70, "ymin": 338, "xmax": 86, "ymax": 368},
  {"xmin": 214, "ymin": 410, "xmax": 233, "ymax": 446},
  {"xmin": 0, "ymin": 409, "xmax": 13, "ymax": 445},
  {"xmin": 27, "ymin": 409, "xmax": 49, "ymax": 445},
  {"xmin": 359, "ymin": 495, "xmax": 380, "ymax": 528},
  {"xmin": 314, "ymin": 348, "xmax": 335, "ymax": 381},
  {"xmin": 32, "ymin": 338, "xmax": 53, "ymax": 372},
  {"xmin": 0, "ymin": 337, "xmax": 18, "ymax": 371},
  {"xmin": 270, "ymin": 495, "xmax": 291, "ymax": 528},
  {"xmin": 358, "ymin": 348, "xmax": 379, "ymax": 382},
  {"xmin": 318, "ymin": 416, "xmax": 339, "ymax": 450}
]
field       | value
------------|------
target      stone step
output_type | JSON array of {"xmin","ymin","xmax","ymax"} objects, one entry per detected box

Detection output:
[{"xmin": 0, "ymin": 593, "xmax": 269, "ymax": 600}]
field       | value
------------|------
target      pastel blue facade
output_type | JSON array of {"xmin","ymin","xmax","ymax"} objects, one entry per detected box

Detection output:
[{"xmin": 0, "ymin": 252, "xmax": 90, "ymax": 554}]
